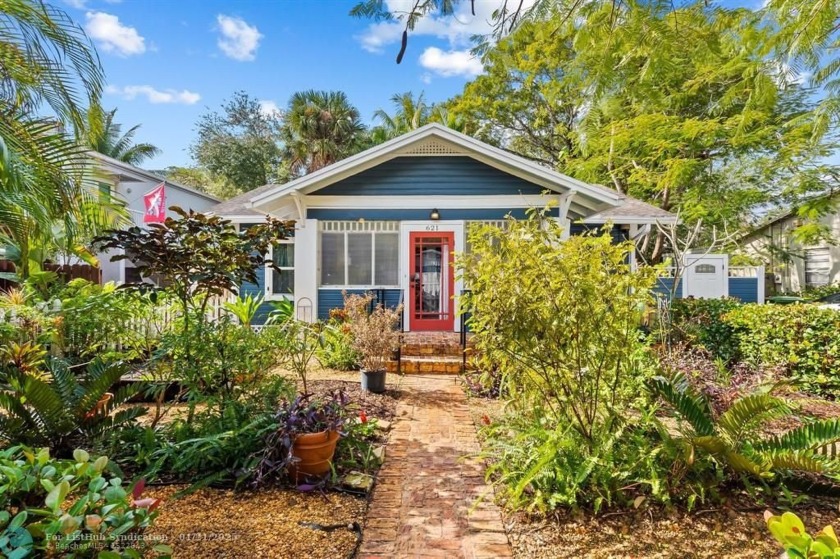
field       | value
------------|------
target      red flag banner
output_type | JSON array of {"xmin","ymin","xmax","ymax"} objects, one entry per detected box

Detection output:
[{"xmin": 143, "ymin": 182, "xmax": 166, "ymax": 223}]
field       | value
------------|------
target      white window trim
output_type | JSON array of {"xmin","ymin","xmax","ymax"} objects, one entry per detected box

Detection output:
[{"xmin": 265, "ymin": 239, "xmax": 295, "ymax": 300}]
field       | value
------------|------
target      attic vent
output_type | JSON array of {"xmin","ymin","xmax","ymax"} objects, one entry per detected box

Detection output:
[{"xmin": 399, "ymin": 139, "xmax": 464, "ymax": 155}]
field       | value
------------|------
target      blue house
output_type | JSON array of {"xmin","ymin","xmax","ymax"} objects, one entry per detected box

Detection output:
[{"xmin": 209, "ymin": 124, "xmax": 676, "ymax": 331}]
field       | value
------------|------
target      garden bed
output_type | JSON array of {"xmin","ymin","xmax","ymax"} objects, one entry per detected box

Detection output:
[
  {"xmin": 135, "ymin": 368, "xmax": 402, "ymax": 557},
  {"xmin": 502, "ymin": 504, "xmax": 840, "ymax": 558},
  {"xmin": 465, "ymin": 391, "xmax": 840, "ymax": 558}
]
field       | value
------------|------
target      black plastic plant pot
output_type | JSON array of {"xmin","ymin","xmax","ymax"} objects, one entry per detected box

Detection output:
[{"xmin": 361, "ymin": 369, "xmax": 387, "ymax": 393}]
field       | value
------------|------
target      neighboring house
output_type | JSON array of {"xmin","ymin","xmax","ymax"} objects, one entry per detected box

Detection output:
[
  {"xmin": 740, "ymin": 196, "xmax": 840, "ymax": 294},
  {"xmin": 89, "ymin": 152, "xmax": 220, "ymax": 284},
  {"xmin": 210, "ymin": 124, "xmax": 676, "ymax": 331}
]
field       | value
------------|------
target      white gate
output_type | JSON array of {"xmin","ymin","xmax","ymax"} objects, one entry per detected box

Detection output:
[{"xmin": 683, "ymin": 254, "xmax": 728, "ymax": 299}]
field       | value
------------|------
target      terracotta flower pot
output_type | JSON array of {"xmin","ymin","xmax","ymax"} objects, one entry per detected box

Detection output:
[{"xmin": 290, "ymin": 429, "xmax": 340, "ymax": 480}]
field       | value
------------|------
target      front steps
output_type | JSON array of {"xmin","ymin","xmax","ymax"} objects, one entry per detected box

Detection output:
[{"xmin": 387, "ymin": 331, "xmax": 474, "ymax": 375}]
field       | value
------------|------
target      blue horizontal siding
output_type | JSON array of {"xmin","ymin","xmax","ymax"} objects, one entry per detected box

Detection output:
[
  {"xmin": 729, "ymin": 277, "xmax": 759, "ymax": 303},
  {"xmin": 569, "ymin": 223, "xmax": 626, "ymax": 244},
  {"xmin": 312, "ymin": 156, "xmax": 544, "ymax": 197},
  {"xmin": 653, "ymin": 277, "xmax": 683, "ymax": 300},
  {"xmin": 318, "ymin": 288, "xmax": 403, "ymax": 321},
  {"xmin": 308, "ymin": 207, "xmax": 557, "ymax": 221},
  {"xmin": 237, "ymin": 265, "xmax": 276, "ymax": 325}
]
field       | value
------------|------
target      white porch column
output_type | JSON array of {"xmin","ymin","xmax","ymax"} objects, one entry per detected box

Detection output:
[
  {"xmin": 628, "ymin": 224, "xmax": 639, "ymax": 271},
  {"xmin": 294, "ymin": 218, "xmax": 318, "ymax": 322}
]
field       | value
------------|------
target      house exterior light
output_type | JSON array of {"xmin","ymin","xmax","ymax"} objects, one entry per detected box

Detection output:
[{"xmin": 430, "ymin": 208, "xmax": 441, "ymax": 220}]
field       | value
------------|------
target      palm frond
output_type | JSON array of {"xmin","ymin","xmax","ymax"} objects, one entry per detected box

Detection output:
[
  {"xmin": 647, "ymin": 374, "xmax": 715, "ymax": 436},
  {"xmin": 757, "ymin": 419, "xmax": 840, "ymax": 459},
  {"xmin": 717, "ymin": 393, "xmax": 790, "ymax": 446},
  {"xmin": 769, "ymin": 451, "xmax": 840, "ymax": 475}
]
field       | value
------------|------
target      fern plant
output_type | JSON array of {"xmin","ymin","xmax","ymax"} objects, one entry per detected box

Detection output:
[
  {"xmin": 0, "ymin": 358, "xmax": 145, "ymax": 455},
  {"xmin": 648, "ymin": 373, "xmax": 840, "ymax": 482}
]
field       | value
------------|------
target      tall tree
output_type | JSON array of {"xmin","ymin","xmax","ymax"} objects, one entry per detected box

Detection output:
[
  {"xmin": 191, "ymin": 91, "xmax": 284, "ymax": 195},
  {"xmin": 281, "ymin": 90, "xmax": 366, "ymax": 176},
  {"xmin": 82, "ymin": 107, "xmax": 161, "ymax": 166},
  {"xmin": 373, "ymin": 91, "xmax": 431, "ymax": 139},
  {"xmin": 449, "ymin": 4, "xmax": 835, "ymax": 259}
]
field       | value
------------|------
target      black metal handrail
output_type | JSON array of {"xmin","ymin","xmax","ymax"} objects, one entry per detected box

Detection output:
[
  {"xmin": 396, "ymin": 289, "xmax": 404, "ymax": 375},
  {"xmin": 460, "ymin": 289, "xmax": 471, "ymax": 374}
]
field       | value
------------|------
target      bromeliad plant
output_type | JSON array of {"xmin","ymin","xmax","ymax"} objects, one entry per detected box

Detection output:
[{"xmin": 649, "ymin": 373, "xmax": 840, "ymax": 483}]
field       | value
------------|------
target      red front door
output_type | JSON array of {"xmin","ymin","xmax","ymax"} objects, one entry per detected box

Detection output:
[{"xmin": 409, "ymin": 231, "xmax": 455, "ymax": 331}]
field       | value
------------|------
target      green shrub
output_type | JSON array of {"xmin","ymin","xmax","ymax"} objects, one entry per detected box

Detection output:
[
  {"xmin": 725, "ymin": 304, "xmax": 840, "ymax": 394},
  {"xmin": 57, "ymin": 280, "xmax": 167, "ymax": 362},
  {"xmin": 459, "ymin": 214, "xmax": 664, "ymax": 510},
  {"xmin": 317, "ymin": 323, "xmax": 360, "ymax": 371},
  {"xmin": 787, "ymin": 282, "xmax": 840, "ymax": 302},
  {"xmin": 134, "ymin": 374, "xmax": 292, "ymax": 489},
  {"xmin": 0, "ymin": 446, "xmax": 169, "ymax": 558},
  {"xmin": 669, "ymin": 297, "xmax": 742, "ymax": 362},
  {"xmin": 480, "ymin": 408, "xmax": 715, "ymax": 512},
  {"xmin": 152, "ymin": 316, "xmax": 288, "ymax": 421},
  {"xmin": 0, "ymin": 289, "xmax": 57, "ymax": 348},
  {"xmin": 460, "ymin": 214, "xmax": 658, "ymax": 447},
  {"xmin": 766, "ymin": 511, "xmax": 840, "ymax": 558}
]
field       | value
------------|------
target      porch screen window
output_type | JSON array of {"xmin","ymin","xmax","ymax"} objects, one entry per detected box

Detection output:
[
  {"xmin": 805, "ymin": 247, "xmax": 830, "ymax": 287},
  {"xmin": 319, "ymin": 221, "xmax": 399, "ymax": 287},
  {"xmin": 266, "ymin": 240, "xmax": 294, "ymax": 297},
  {"xmin": 374, "ymin": 234, "xmax": 399, "ymax": 285},
  {"xmin": 348, "ymin": 234, "xmax": 373, "ymax": 284},
  {"xmin": 321, "ymin": 233, "xmax": 345, "ymax": 285}
]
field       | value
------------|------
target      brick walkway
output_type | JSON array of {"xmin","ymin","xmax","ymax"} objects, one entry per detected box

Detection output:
[{"xmin": 359, "ymin": 375, "xmax": 512, "ymax": 559}]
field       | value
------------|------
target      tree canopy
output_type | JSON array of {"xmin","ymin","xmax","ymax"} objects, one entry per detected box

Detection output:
[
  {"xmin": 443, "ymin": 2, "xmax": 837, "ymax": 255},
  {"xmin": 190, "ymin": 91, "xmax": 284, "ymax": 197},
  {"xmin": 280, "ymin": 89, "xmax": 367, "ymax": 177}
]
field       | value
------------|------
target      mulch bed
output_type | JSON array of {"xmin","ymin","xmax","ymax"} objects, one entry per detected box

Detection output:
[
  {"xmin": 307, "ymin": 378, "xmax": 399, "ymax": 423},
  {"xmin": 145, "ymin": 485, "xmax": 366, "ymax": 559},
  {"xmin": 503, "ymin": 505, "xmax": 840, "ymax": 558}
]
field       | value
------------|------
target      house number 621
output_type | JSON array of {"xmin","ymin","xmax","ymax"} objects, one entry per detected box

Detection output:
[{"xmin": 425, "ymin": 225, "xmax": 439, "ymax": 231}]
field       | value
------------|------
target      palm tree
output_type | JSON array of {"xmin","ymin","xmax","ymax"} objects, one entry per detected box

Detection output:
[
  {"xmin": 281, "ymin": 90, "xmax": 366, "ymax": 176},
  {"xmin": 372, "ymin": 91, "xmax": 430, "ymax": 140},
  {"xmin": 371, "ymin": 91, "xmax": 471, "ymax": 142},
  {"xmin": 375, "ymin": 91, "xmax": 429, "ymax": 133},
  {"xmin": 83, "ymin": 107, "xmax": 161, "ymax": 166},
  {"xmin": 0, "ymin": 0, "xmax": 106, "ymax": 278}
]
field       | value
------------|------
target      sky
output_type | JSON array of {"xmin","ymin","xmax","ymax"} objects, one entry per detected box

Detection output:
[{"xmin": 61, "ymin": 0, "xmax": 503, "ymax": 170}]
